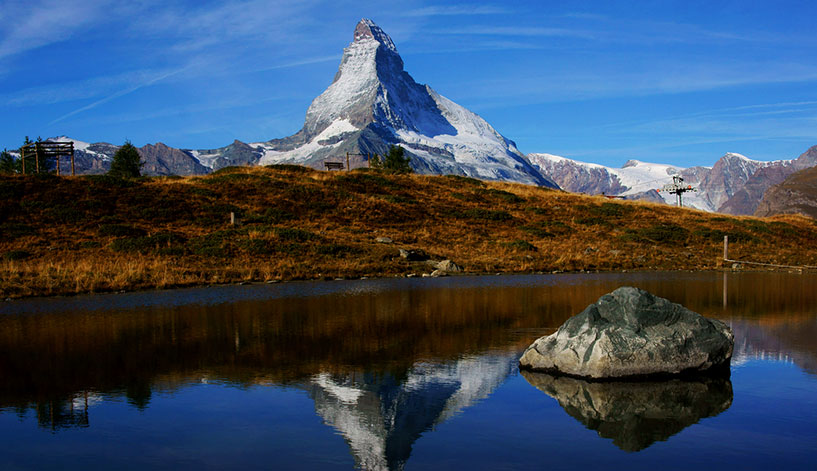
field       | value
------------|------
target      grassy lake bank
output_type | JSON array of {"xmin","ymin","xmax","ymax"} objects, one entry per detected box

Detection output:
[{"xmin": 2, "ymin": 165, "xmax": 816, "ymax": 299}]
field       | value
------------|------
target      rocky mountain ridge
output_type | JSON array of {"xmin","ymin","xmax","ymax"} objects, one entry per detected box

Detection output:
[{"xmin": 10, "ymin": 19, "xmax": 816, "ymax": 215}]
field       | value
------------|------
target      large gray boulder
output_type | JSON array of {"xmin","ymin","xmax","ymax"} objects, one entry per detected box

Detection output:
[{"xmin": 519, "ymin": 287, "xmax": 734, "ymax": 379}]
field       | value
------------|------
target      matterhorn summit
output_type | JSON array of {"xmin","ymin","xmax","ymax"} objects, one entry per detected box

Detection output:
[{"xmin": 247, "ymin": 19, "xmax": 557, "ymax": 187}]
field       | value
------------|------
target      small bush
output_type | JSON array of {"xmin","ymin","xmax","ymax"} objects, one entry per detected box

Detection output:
[
  {"xmin": 98, "ymin": 224, "xmax": 147, "ymax": 238},
  {"xmin": 275, "ymin": 227, "xmax": 320, "ymax": 242},
  {"xmin": 1, "ymin": 223, "xmax": 36, "ymax": 239},
  {"xmin": 82, "ymin": 175, "xmax": 136, "ymax": 188},
  {"xmin": 479, "ymin": 188, "xmax": 525, "ymax": 204},
  {"xmin": 443, "ymin": 175, "xmax": 485, "ymax": 187},
  {"xmin": 519, "ymin": 225, "xmax": 555, "ymax": 238},
  {"xmin": 266, "ymin": 164, "xmax": 312, "ymax": 173},
  {"xmin": 3, "ymin": 250, "xmax": 31, "ymax": 261},
  {"xmin": 502, "ymin": 240, "xmax": 538, "ymax": 251},
  {"xmin": 591, "ymin": 202, "xmax": 633, "ymax": 218},
  {"xmin": 445, "ymin": 208, "xmax": 513, "ymax": 221},
  {"xmin": 575, "ymin": 217, "xmax": 611, "ymax": 227},
  {"xmin": 110, "ymin": 232, "xmax": 187, "ymax": 254},
  {"xmin": 379, "ymin": 194, "xmax": 415, "ymax": 205},
  {"xmin": 316, "ymin": 243, "xmax": 356, "ymax": 257}
]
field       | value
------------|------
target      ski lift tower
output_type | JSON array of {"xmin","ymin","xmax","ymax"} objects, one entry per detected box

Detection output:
[{"xmin": 660, "ymin": 175, "xmax": 696, "ymax": 207}]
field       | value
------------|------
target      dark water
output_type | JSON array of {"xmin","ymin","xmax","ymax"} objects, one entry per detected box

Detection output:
[{"xmin": 1, "ymin": 272, "xmax": 815, "ymax": 470}]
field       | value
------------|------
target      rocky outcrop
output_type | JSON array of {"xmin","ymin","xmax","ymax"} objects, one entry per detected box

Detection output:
[
  {"xmin": 720, "ymin": 145, "xmax": 817, "ymax": 215},
  {"xmin": 138, "ymin": 142, "xmax": 209, "ymax": 176},
  {"xmin": 754, "ymin": 165, "xmax": 817, "ymax": 219},
  {"xmin": 519, "ymin": 287, "xmax": 734, "ymax": 379},
  {"xmin": 521, "ymin": 371, "xmax": 733, "ymax": 451}
]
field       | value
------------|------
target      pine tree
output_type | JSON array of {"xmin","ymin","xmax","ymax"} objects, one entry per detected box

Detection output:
[
  {"xmin": 0, "ymin": 148, "xmax": 19, "ymax": 174},
  {"xmin": 108, "ymin": 140, "xmax": 143, "ymax": 178},
  {"xmin": 382, "ymin": 145, "xmax": 411, "ymax": 174}
]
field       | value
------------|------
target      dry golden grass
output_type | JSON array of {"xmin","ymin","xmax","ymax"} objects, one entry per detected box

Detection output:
[{"xmin": 2, "ymin": 166, "xmax": 817, "ymax": 298}]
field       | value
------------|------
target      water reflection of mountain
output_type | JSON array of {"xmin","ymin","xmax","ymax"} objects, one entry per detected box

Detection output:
[
  {"xmin": 307, "ymin": 353, "xmax": 517, "ymax": 471},
  {"xmin": 729, "ymin": 319, "xmax": 817, "ymax": 374},
  {"xmin": 521, "ymin": 371, "xmax": 733, "ymax": 452}
]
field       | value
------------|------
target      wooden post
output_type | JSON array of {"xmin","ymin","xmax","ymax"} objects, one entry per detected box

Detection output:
[
  {"xmin": 346, "ymin": 152, "xmax": 350, "ymax": 171},
  {"xmin": 20, "ymin": 147, "xmax": 26, "ymax": 174},
  {"xmin": 56, "ymin": 154, "xmax": 60, "ymax": 176},
  {"xmin": 723, "ymin": 235, "xmax": 729, "ymax": 261},
  {"xmin": 35, "ymin": 143, "xmax": 40, "ymax": 173},
  {"xmin": 70, "ymin": 142, "xmax": 75, "ymax": 176},
  {"xmin": 230, "ymin": 212, "xmax": 235, "ymax": 225}
]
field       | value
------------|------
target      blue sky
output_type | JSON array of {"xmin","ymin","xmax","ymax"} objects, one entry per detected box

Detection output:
[{"xmin": 1, "ymin": 0, "xmax": 816, "ymax": 168}]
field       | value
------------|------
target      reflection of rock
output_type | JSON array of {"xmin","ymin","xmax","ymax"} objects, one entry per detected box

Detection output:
[
  {"xmin": 307, "ymin": 352, "xmax": 517, "ymax": 470},
  {"xmin": 519, "ymin": 287, "xmax": 734, "ymax": 378},
  {"xmin": 521, "ymin": 370, "xmax": 733, "ymax": 452}
]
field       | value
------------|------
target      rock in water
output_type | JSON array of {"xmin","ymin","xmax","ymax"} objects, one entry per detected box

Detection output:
[{"xmin": 519, "ymin": 287, "xmax": 734, "ymax": 379}]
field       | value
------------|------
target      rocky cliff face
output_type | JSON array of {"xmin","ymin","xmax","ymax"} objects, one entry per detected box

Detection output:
[
  {"xmin": 138, "ymin": 142, "xmax": 209, "ymax": 176},
  {"xmin": 720, "ymin": 145, "xmax": 817, "ymax": 215},
  {"xmin": 754, "ymin": 164, "xmax": 817, "ymax": 219}
]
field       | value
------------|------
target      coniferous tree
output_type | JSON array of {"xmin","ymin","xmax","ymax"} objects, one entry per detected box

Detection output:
[
  {"xmin": 0, "ymin": 148, "xmax": 19, "ymax": 174},
  {"xmin": 108, "ymin": 140, "xmax": 143, "ymax": 178},
  {"xmin": 382, "ymin": 145, "xmax": 411, "ymax": 174}
]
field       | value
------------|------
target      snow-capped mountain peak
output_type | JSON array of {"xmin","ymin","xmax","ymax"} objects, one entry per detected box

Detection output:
[
  {"xmin": 250, "ymin": 19, "xmax": 557, "ymax": 187},
  {"xmin": 353, "ymin": 18, "xmax": 397, "ymax": 53}
]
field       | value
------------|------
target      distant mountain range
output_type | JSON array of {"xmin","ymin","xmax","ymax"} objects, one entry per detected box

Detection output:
[{"xmin": 13, "ymin": 19, "xmax": 817, "ymax": 217}]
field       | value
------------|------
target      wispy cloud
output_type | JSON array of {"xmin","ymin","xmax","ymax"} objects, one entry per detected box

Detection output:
[
  {"xmin": 404, "ymin": 5, "xmax": 512, "ymax": 17},
  {"xmin": 48, "ymin": 66, "xmax": 190, "ymax": 124},
  {"xmin": 0, "ymin": 0, "xmax": 115, "ymax": 59},
  {"xmin": 435, "ymin": 26, "xmax": 596, "ymax": 39}
]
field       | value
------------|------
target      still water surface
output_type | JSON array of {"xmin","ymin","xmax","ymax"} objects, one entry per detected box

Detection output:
[{"xmin": 1, "ymin": 272, "xmax": 816, "ymax": 470}]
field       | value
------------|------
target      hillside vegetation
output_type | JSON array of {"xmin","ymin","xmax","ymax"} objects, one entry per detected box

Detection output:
[{"xmin": 2, "ymin": 165, "xmax": 817, "ymax": 298}]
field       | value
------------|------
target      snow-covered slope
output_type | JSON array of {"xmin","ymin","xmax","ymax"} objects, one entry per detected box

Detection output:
[
  {"xmin": 244, "ymin": 18, "xmax": 557, "ymax": 188},
  {"xmin": 528, "ymin": 152, "xmax": 716, "ymax": 210}
]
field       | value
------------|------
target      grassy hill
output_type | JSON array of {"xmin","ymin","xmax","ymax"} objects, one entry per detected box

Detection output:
[{"xmin": 2, "ymin": 165, "xmax": 817, "ymax": 298}]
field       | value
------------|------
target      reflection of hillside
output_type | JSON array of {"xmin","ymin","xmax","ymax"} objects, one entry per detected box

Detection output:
[
  {"xmin": 2, "ymin": 272, "xmax": 817, "ymax": 431},
  {"xmin": 730, "ymin": 318, "xmax": 817, "ymax": 374},
  {"xmin": 308, "ymin": 353, "xmax": 517, "ymax": 471},
  {"xmin": 0, "ymin": 280, "xmax": 565, "ymax": 429},
  {"xmin": 521, "ymin": 371, "xmax": 733, "ymax": 452}
]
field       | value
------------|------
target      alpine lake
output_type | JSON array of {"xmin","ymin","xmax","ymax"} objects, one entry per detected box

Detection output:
[{"xmin": 1, "ymin": 271, "xmax": 815, "ymax": 470}]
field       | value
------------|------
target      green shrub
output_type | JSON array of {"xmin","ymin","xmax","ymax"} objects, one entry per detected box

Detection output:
[
  {"xmin": 110, "ymin": 232, "xmax": 187, "ymax": 253},
  {"xmin": 519, "ymin": 225, "xmax": 555, "ymax": 238},
  {"xmin": 265, "ymin": 164, "xmax": 313, "ymax": 173},
  {"xmin": 315, "ymin": 244, "xmax": 356, "ymax": 257},
  {"xmin": 502, "ymin": 240, "xmax": 538, "ymax": 251},
  {"xmin": 275, "ymin": 227, "xmax": 320, "ymax": 242},
  {"xmin": 82, "ymin": 174, "xmax": 136, "ymax": 188},
  {"xmin": 443, "ymin": 174, "xmax": 485, "ymax": 187},
  {"xmin": 477, "ymin": 188, "xmax": 524, "ymax": 204},
  {"xmin": 3, "ymin": 250, "xmax": 31, "ymax": 261},
  {"xmin": 1, "ymin": 223, "xmax": 36, "ymax": 239},
  {"xmin": 445, "ymin": 208, "xmax": 512, "ymax": 221},
  {"xmin": 98, "ymin": 224, "xmax": 147, "ymax": 238}
]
